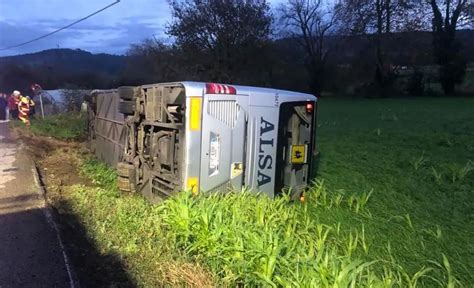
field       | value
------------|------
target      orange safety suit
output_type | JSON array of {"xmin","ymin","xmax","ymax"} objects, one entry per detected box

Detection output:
[{"xmin": 18, "ymin": 96, "xmax": 35, "ymax": 126}]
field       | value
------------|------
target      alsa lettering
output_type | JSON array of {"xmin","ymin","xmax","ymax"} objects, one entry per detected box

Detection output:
[{"xmin": 257, "ymin": 117, "xmax": 274, "ymax": 187}]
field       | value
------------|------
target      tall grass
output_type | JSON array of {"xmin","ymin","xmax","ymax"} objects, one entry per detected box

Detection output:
[
  {"xmin": 81, "ymin": 158, "xmax": 116, "ymax": 189},
  {"xmin": 71, "ymin": 160, "xmax": 455, "ymax": 287},
  {"xmin": 12, "ymin": 113, "xmax": 87, "ymax": 140}
]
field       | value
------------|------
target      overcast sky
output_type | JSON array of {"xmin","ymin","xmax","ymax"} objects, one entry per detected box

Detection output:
[{"xmin": 0, "ymin": 0, "xmax": 285, "ymax": 57}]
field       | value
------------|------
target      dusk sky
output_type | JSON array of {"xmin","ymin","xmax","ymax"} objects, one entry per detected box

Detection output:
[{"xmin": 0, "ymin": 0, "xmax": 285, "ymax": 57}]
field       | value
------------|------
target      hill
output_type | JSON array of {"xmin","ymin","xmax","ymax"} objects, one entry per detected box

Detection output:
[
  {"xmin": 0, "ymin": 48, "xmax": 126, "ymax": 76},
  {"xmin": 0, "ymin": 49, "xmax": 127, "ymax": 93}
]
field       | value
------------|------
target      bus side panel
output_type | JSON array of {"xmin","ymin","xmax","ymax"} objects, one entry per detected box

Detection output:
[{"xmin": 245, "ymin": 106, "xmax": 279, "ymax": 198}]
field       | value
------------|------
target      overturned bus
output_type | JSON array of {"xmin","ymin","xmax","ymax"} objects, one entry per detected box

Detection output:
[{"xmin": 90, "ymin": 82, "xmax": 317, "ymax": 203}]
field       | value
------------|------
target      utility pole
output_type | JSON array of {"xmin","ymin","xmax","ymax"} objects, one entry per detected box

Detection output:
[
  {"xmin": 39, "ymin": 93, "xmax": 45, "ymax": 119},
  {"xmin": 31, "ymin": 84, "xmax": 45, "ymax": 119}
]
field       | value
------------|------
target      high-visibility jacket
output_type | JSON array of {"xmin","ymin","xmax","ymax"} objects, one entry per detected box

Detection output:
[{"xmin": 18, "ymin": 96, "xmax": 35, "ymax": 125}]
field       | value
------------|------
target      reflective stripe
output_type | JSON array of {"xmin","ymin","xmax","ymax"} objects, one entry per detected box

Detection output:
[{"xmin": 189, "ymin": 97, "xmax": 202, "ymax": 131}]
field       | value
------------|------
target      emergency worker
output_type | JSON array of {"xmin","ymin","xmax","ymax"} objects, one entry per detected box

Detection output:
[
  {"xmin": 18, "ymin": 94, "xmax": 35, "ymax": 126},
  {"xmin": 0, "ymin": 93, "xmax": 7, "ymax": 120},
  {"xmin": 8, "ymin": 91, "xmax": 20, "ymax": 120}
]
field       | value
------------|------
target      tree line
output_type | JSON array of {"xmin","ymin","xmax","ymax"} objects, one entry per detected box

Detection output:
[
  {"xmin": 1, "ymin": 0, "xmax": 472, "ymax": 97},
  {"xmin": 122, "ymin": 0, "xmax": 473, "ymax": 96}
]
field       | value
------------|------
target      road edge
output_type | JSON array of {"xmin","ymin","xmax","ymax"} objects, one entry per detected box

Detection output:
[{"xmin": 30, "ymin": 155, "xmax": 79, "ymax": 288}]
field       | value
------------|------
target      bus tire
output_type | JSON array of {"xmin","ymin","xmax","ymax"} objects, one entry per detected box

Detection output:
[
  {"xmin": 119, "ymin": 101, "xmax": 135, "ymax": 115},
  {"xmin": 117, "ymin": 174, "xmax": 137, "ymax": 193},
  {"xmin": 117, "ymin": 162, "xmax": 134, "ymax": 178},
  {"xmin": 118, "ymin": 86, "xmax": 136, "ymax": 100},
  {"xmin": 117, "ymin": 176, "xmax": 132, "ymax": 192}
]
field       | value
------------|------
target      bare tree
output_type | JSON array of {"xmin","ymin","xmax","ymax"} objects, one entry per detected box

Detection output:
[
  {"xmin": 336, "ymin": 0, "xmax": 402, "ymax": 35},
  {"xmin": 167, "ymin": 0, "xmax": 272, "ymax": 83},
  {"xmin": 280, "ymin": 0, "xmax": 337, "ymax": 95},
  {"xmin": 428, "ymin": 0, "xmax": 473, "ymax": 94},
  {"xmin": 336, "ymin": 0, "xmax": 375, "ymax": 34},
  {"xmin": 335, "ymin": 0, "xmax": 423, "ymax": 94},
  {"xmin": 393, "ymin": 0, "xmax": 432, "ymax": 32}
]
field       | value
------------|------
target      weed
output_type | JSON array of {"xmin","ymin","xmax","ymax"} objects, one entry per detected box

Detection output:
[
  {"xmin": 422, "ymin": 225, "xmax": 442, "ymax": 240},
  {"xmin": 333, "ymin": 194, "xmax": 343, "ymax": 207},
  {"xmin": 428, "ymin": 255, "xmax": 460, "ymax": 287},
  {"xmin": 459, "ymin": 160, "xmax": 474, "ymax": 181},
  {"xmin": 345, "ymin": 230, "xmax": 359, "ymax": 258},
  {"xmin": 389, "ymin": 214, "xmax": 415, "ymax": 231},
  {"xmin": 431, "ymin": 166, "xmax": 443, "ymax": 184},
  {"xmin": 405, "ymin": 214, "xmax": 414, "ymax": 230},
  {"xmin": 442, "ymin": 254, "xmax": 458, "ymax": 288},
  {"xmin": 347, "ymin": 195, "xmax": 355, "ymax": 210},
  {"xmin": 446, "ymin": 161, "xmax": 472, "ymax": 183},
  {"xmin": 412, "ymin": 153, "xmax": 429, "ymax": 171},
  {"xmin": 360, "ymin": 225, "xmax": 369, "ymax": 254},
  {"xmin": 356, "ymin": 189, "xmax": 373, "ymax": 213},
  {"xmin": 438, "ymin": 136, "xmax": 454, "ymax": 147}
]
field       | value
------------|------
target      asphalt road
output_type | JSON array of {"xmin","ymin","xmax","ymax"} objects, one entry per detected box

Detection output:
[{"xmin": 0, "ymin": 122, "xmax": 72, "ymax": 288}]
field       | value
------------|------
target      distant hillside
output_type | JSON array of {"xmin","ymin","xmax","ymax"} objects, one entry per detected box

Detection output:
[
  {"xmin": 0, "ymin": 49, "xmax": 127, "ymax": 92},
  {"xmin": 0, "ymin": 48, "xmax": 126, "ymax": 77}
]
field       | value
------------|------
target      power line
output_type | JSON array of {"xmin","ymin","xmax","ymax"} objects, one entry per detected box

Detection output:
[{"xmin": 0, "ymin": 0, "xmax": 120, "ymax": 51}]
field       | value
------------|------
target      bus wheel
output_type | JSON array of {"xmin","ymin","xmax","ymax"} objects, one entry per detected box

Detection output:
[
  {"xmin": 118, "ymin": 86, "xmax": 136, "ymax": 100},
  {"xmin": 119, "ymin": 101, "xmax": 135, "ymax": 115},
  {"xmin": 117, "ymin": 162, "xmax": 136, "ymax": 192}
]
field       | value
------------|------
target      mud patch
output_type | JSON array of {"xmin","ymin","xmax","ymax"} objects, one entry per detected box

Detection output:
[
  {"xmin": 38, "ymin": 148, "xmax": 91, "ymax": 203},
  {"xmin": 13, "ymin": 128, "xmax": 91, "ymax": 203}
]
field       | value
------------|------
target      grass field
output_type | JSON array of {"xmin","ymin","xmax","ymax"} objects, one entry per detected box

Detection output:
[
  {"xmin": 315, "ymin": 98, "xmax": 474, "ymax": 284},
  {"xmin": 11, "ymin": 113, "xmax": 86, "ymax": 140},
  {"xmin": 26, "ymin": 98, "xmax": 474, "ymax": 286}
]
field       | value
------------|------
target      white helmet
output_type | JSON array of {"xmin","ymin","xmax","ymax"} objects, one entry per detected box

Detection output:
[{"xmin": 13, "ymin": 90, "xmax": 20, "ymax": 96}]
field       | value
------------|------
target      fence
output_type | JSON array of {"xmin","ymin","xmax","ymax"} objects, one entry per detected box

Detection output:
[{"xmin": 89, "ymin": 89, "xmax": 126, "ymax": 167}]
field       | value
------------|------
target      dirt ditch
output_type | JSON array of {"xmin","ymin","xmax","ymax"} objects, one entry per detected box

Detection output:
[
  {"xmin": 15, "ymin": 132, "xmax": 89, "ymax": 197},
  {"xmin": 14, "ymin": 130, "xmax": 137, "ymax": 287}
]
